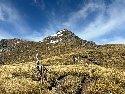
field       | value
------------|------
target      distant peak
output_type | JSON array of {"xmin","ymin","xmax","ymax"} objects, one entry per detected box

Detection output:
[
  {"xmin": 42, "ymin": 29, "xmax": 76, "ymax": 44},
  {"xmin": 60, "ymin": 29, "xmax": 71, "ymax": 32},
  {"xmin": 61, "ymin": 29, "xmax": 69, "ymax": 31},
  {"xmin": 57, "ymin": 29, "xmax": 74, "ymax": 35},
  {"xmin": 51, "ymin": 29, "xmax": 70, "ymax": 37}
]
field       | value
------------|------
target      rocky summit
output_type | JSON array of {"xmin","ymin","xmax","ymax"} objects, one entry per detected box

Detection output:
[
  {"xmin": 43, "ymin": 29, "xmax": 96, "ymax": 46},
  {"xmin": 1, "ymin": 29, "xmax": 125, "ymax": 94}
]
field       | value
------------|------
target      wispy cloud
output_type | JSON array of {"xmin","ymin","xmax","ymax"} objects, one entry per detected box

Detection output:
[
  {"xmin": 80, "ymin": 0, "xmax": 125, "ymax": 40},
  {"xmin": 63, "ymin": 3, "xmax": 104, "ymax": 28},
  {"xmin": 33, "ymin": 0, "xmax": 46, "ymax": 10},
  {"xmin": 0, "ymin": 29, "xmax": 13, "ymax": 40},
  {"xmin": 60, "ymin": 0, "xmax": 125, "ymax": 44},
  {"xmin": 24, "ymin": 31, "xmax": 42, "ymax": 41},
  {"xmin": 104, "ymin": 37, "xmax": 125, "ymax": 44},
  {"xmin": 0, "ymin": 2, "xmax": 23, "ymax": 33},
  {"xmin": 0, "ymin": 0, "xmax": 49, "ymax": 41},
  {"xmin": 0, "ymin": 1, "xmax": 36, "ymax": 40},
  {"xmin": 30, "ymin": 0, "xmax": 125, "ymax": 44},
  {"xmin": 1, "ymin": 0, "xmax": 125, "ymax": 44}
]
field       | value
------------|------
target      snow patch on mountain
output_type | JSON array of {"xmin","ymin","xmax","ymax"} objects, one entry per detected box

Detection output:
[
  {"xmin": 17, "ymin": 41, "xmax": 20, "ymax": 44},
  {"xmin": 50, "ymin": 40, "xmax": 59, "ymax": 43},
  {"xmin": 49, "ymin": 38, "xmax": 63, "ymax": 44},
  {"xmin": 51, "ymin": 30, "xmax": 64, "ymax": 37},
  {"xmin": 51, "ymin": 33, "xmax": 58, "ymax": 37}
]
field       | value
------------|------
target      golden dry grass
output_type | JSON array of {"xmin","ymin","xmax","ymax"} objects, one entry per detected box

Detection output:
[
  {"xmin": 47, "ymin": 64, "xmax": 125, "ymax": 94},
  {"xmin": 0, "ymin": 62, "xmax": 55, "ymax": 94},
  {"xmin": 0, "ymin": 61, "xmax": 125, "ymax": 94}
]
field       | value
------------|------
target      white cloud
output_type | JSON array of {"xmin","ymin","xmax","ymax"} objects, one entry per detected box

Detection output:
[
  {"xmin": 27, "ymin": 0, "xmax": 125, "ymax": 44},
  {"xmin": 50, "ymin": 0, "xmax": 124, "ymax": 44},
  {"xmin": 0, "ymin": 3, "xmax": 19, "ymax": 22},
  {"xmin": 33, "ymin": 0, "xmax": 46, "ymax": 10},
  {"xmin": 0, "ymin": 1, "xmax": 33, "ymax": 40},
  {"xmin": 80, "ymin": 0, "xmax": 125, "ymax": 40},
  {"xmin": 63, "ymin": 3, "xmax": 104, "ymax": 28},
  {"xmin": 25, "ymin": 31, "xmax": 43, "ymax": 41},
  {"xmin": 0, "ymin": 1, "xmax": 51, "ymax": 42},
  {"xmin": 35, "ymin": 0, "xmax": 125, "ymax": 44},
  {"xmin": 82, "ymin": 15, "xmax": 125, "ymax": 40},
  {"xmin": 107, "ymin": 37, "xmax": 125, "ymax": 44},
  {"xmin": 1, "ymin": 0, "xmax": 125, "ymax": 44},
  {"xmin": 0, "ymin": 29, "xmax": 13, "ymax": 40}
]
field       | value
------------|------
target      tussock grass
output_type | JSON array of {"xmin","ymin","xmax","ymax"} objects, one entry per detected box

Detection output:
[
  {"xmin": 0, "ymin": 61, "xmax": 125, "ymax": 94},
  {"xmin": 47, "ymin": 64, "xmax": 125, "ymax": 93},
  {"xmin": 0, "ymin": 62, "xmax": 41, "ymax": 94},
  {"xmin": 0, "ymin": 62, "xmax": 54, "ymax": 94}
]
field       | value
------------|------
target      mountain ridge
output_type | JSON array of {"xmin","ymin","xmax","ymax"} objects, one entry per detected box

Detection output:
[
  {"xmin": 0, "ymin": 29, "xmax": 97, "ymax": 64},
  {"xmin": 1, "ymin": 29, "xmax": 125, "ymax": 69}
]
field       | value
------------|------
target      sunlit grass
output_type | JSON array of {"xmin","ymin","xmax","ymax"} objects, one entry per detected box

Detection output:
[{"xmin": 0, "ymin": 61, "xmax": 125, "ymax": 94}]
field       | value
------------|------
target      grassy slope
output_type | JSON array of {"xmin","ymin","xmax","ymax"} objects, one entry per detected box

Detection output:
[
  {"xmin": 1, "ymin": 44, "xmax": 125, "ymax": 94},
  {"xmin": 0, "ymin": 62, "xmax": 125, "ymax": 93}
]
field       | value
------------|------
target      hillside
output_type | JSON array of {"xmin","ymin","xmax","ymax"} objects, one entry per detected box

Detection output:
[
  {"xmin": 0, "ymin": 29, "xmax": 96, "ymax": 64},
  {"xmin": 0, "ymin": 29, "xmax": 125, "ymax": 94}
]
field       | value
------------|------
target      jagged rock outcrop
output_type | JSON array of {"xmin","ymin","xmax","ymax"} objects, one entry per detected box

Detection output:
[{"xmin": 43, "ymin": 29, "xmax": 96, "ymax": 47}]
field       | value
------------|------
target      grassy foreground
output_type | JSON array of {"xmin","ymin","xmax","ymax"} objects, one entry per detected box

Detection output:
[{"xmin": 0, "ymin": 62, "xmax": 125, "ymax": 94}]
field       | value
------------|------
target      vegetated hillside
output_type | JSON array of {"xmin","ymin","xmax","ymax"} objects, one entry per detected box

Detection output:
[
  {"xmin": 0, "ymin": 29, "xmax": 96, "ymax": 64},
  {"xmin": 0, "ymin": 29, "xmax": 125, "ymax": 94}
]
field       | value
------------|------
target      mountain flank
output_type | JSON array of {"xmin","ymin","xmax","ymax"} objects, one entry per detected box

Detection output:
[
  {"xmin": 0, "ymin": 29, "xmax": 96, "ymax": 64},
  {"xmin": 0, "ymin": 29, "xmax": 125, "ymax": 94}
]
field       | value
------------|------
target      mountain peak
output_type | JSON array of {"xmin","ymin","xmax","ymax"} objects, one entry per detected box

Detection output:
[
  {"xmin": 42, "ymin": 29, "xmax": 76, "ymax": 43},
  {"xmin": 50, "ymin": 29, "xmax": 73, "ymax": 37},
  {"xmin": 42, "ymin": 29, "xmax": 96, "ymax": 47}
]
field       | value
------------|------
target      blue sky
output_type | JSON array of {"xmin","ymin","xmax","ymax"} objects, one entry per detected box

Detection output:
[{"xmin": 0, "ymin": 0, "xmax": 125, "ymax": 44}]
